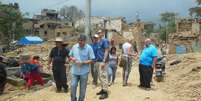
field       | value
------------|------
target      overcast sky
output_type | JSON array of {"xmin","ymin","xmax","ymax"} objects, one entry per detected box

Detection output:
[{"xmin": 1, "ymin": 0, "xmax": 197, "ymax": 22}]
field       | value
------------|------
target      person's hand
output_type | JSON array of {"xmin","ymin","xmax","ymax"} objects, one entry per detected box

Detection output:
[
  {"xmin": 100, "ymin": 62, "xmax": 106, "ymax": 70},
  {"xmin": 75, "ymin": 61, "xmax": 83, "ymax": 67},
  {"xmin": 69, "ymin": 57, "xmax": 77, "ymax": 63}
]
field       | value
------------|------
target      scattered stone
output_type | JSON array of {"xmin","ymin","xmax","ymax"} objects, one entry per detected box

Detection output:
[{"xmin": 170, "ymin": 60, "xmax": 181, "ymax": 66}]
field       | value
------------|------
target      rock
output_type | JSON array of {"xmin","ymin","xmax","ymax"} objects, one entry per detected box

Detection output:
[{"xmin": 170, "ymin": 60, "xmax": 182, "ymax": 66}]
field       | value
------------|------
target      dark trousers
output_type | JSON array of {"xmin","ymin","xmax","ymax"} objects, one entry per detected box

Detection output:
[
  {"xmin": 53, "ymin": 65, "xmax": 68, "ymax": 91},
  {"xmin": 91, "ymin": 63, "xmax": 98, "ymax": 85},
  {"xmin": 139, "ymin": 64, "xmax": 152, "ymax": 88},
  {"xmin": 0, "ymin": 66, "xmax": 6, "ymax": 95},
  {"xmin": 0, "ymin": 78, "xmax": 6, "ymax": 94}
]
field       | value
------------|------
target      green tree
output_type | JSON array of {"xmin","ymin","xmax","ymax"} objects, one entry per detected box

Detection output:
[
  {"xmin": 0, "ymin": 3, "xmax": 25, "ymax": 43},
  {"xmin": 159, "ymin": 12, "xmax": 177, "ymax": 41},
  {"xmin": 189, "ymin": 0, "xmax": 201, "ymax": 17}
]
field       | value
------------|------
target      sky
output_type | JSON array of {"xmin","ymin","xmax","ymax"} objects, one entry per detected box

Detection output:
[{"xmin": 1, "ymin": 0, "xmax": 197, "ymax": 23}]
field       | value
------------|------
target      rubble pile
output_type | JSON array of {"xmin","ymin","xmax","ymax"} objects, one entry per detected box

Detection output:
[{"xmin": 164, "ymin": 53, "xmax": 201, "ymax": 101}]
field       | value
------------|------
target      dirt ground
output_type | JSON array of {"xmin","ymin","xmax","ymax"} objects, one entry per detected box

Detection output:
[
  {"xmin": 1, "ymin": 63, "xmax": 174, "ymax": 101},
  {"xmin": 1, "ymin": 53, "xmax": 201, "ymax": 101}
]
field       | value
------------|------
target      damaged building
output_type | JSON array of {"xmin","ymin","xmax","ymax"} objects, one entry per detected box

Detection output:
[
  {"xmin": 123, "ymin": 20, "xmax": 154, "ymax": 51},
  {"xmin": 75, "ymin": 16, "xmax": 125, "ymax": 34},
  {"xmin": 169, "ymin": 18, "xmax": 201, "ymax": 54},
  {"xmin": 23, "ymin": 9, "xmax": 75, "ymax": 40}
]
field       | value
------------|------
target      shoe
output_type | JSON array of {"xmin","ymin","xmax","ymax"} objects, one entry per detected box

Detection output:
[
  {"xmin": 108, "ymin": 82, "xmax": 112, "ymax": 87},
  {"xmin": 144, "ymin": 87, "xmax": 151, "ymax": 91},
  {"xmin": 96, "ymin": 89, "xmax": 104, "ymax": 95},
  {"xmin": 122, "ymin": 83, "xmax": 128, "ymax": 87},
  {"xmin": 99, "ymin": 91, "xmax": 108, "ymax": 100},
  {"xmin": 56, "ymin": 90, "xmax": 62, "ymax": 93},
  {"xmin": 63, "ymin": 88, "xmax": 69, "ymax": 93},
  {"xmin": 137, "ymin": 85, "xmax": 144, "ymax": 88}
]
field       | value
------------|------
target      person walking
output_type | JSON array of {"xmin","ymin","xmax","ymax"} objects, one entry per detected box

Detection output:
[
  {"xmin": 90, "ymin": 34, "xmax": 99, "ymax": 86},
  {"xmin": 48, "ymin": 37, "xmax": 69, "ymax": 93},
  {"xmin": 95, "ymin": 30, "xmax": 110, "ymax": 100},
  {"xmin": 69, "ymin": 34, "xmax": 95, "ymax": 101},
  {"xmin": 107, "ymin": 47, "xmax": 118, "ymax": 86},
  {"xmin": 138, "ymin": 39, "xmax": 158, "ymax": 89},
  {"xmin": 122, "ymin": 39, "xmax": 136, "ymax": 86}
]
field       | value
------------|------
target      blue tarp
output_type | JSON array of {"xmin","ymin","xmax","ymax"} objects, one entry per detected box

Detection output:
[
  {"xmin": 18, "ymin": 36, "xmax": 43, "ymax": 45},
  {"xmin": 176, "ymin": 45, "xmax": 187, "ymax": 54}
]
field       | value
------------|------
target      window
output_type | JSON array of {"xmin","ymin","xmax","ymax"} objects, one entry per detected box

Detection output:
[
  {"xmin": 57, "ymin": 32, "xmax": 61, "ymax": 37},
  {"xmin": 40, "ymin": 25, "xmax": 44, "ymax": 28},
  {"xmin": 44, "ymin": 31, "xmax": 47, "ymax": 36},
  {"xmin": 63, "ymin": 32, "xmax": 67, "ymax": 35}
]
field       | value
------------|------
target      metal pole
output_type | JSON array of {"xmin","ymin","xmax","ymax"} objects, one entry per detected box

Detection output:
[
  {"xmin": 12, "ymin": 22, "xmax": 16, "ymax": 41},
  {"xmin": 85, "ymin": 0, "xmax": 91, "ymax": 39},
  {"xmin": 166, "ymin": 22, "xmax": 168, "ymax": 44}
]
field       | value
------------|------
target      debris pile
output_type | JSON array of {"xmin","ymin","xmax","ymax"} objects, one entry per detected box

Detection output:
[{"xmin": 164, "ymin": 53, "xmax": 201, "ymax": 101}]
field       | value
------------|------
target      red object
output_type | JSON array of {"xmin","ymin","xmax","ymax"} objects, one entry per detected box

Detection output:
[
  {"xmin": 24, "ymin": 72, "xmax": 44, "ymax": 89},
  {"xmin": 31, "ymin": 59, "xmax": 42, "ymax": 68},
  {"xmin": 31, "ymin": 59, "xmax": 39, "ymax": 64},
  {"xmin": 69, "ymin": 57, "xmax": 76, "ymax": 61}
]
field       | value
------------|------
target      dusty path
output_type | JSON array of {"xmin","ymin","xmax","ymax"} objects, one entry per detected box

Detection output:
[{"xmin": 4, "ymin": 64, "xmax": 175, "ymax": 101}]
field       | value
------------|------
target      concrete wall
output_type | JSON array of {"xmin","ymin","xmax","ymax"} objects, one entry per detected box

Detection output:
[{"xmin": 75, "ymin": 17, "xmax": 123, "ymax": 33}]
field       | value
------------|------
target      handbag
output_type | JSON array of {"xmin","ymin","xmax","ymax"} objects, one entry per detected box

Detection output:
[{"xmin": 119, "ymin": 55, "xmax": 126, "ymax": 67}]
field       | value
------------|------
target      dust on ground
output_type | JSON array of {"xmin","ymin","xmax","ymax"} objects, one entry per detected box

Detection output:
[{"xmin": 1, "ymin": 43, "xmax": 201, "ymax": 101}]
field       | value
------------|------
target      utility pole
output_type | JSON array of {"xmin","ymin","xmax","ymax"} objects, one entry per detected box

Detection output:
[
  {"xmin": 85, "ymin": 0, "xmax": 91, "ymax": 39},
  {"xmin": 12, "ymin": 22, "xmax": 16, "ymax": 42},
  {"xmin": 166, "ymin": 22, "xmax": 168, "ymax": 44}
]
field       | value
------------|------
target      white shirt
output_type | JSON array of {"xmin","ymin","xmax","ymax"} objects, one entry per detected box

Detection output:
[{"xmin": 122, "ymin": 42, "xmax": 132, "ymax": 57}]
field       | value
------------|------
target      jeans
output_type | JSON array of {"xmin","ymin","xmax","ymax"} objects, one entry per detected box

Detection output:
[
  {"xmin": 139, "ymin": 64, "xmax": 152, "ymax": 88},
  {"xmin": 107, "ymin": 64, "xmax": 117, "ymax": 83},
  {"xmin": 71, "ymin": 73, "xmax": 88, "ymax": 101},
  {"xmin": 123, "ymin": 57, "xmax": 132, "ymax": 85}
]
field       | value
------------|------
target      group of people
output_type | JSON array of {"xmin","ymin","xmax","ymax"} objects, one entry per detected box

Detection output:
[
  {"xmin": 16, "ymin": 29, "xmax": 166, "ymax": 101},
  {"xmin": 47, "ymin": 30, "xmax": 117, "ymax": 101}
]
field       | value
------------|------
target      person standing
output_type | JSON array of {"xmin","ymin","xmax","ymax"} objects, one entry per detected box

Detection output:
[
  {"xmin": 122, "ymin": 39, "xmax": 136, "ymax": 86},
  {"xmin": 95, "ymin": 30, "xmax": 110, "ymax": 100},
  {"xmin": 69, "ymin": 34, "xmax": 95, "ymax": 101},
  {"xmin": 48, "ymin": 37, "xmax": 69, "ymax": 93},
  {"xmin": 107, "ymin": 47, "xmax": 118, "ymax": 86},
  {"xmin": 90, "ymin": 34, "xmax": 99, "ymax": 86},
  {"xmin": 138, "ymin": 39, "xmax": 158, "ymax": 89}
]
